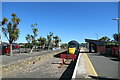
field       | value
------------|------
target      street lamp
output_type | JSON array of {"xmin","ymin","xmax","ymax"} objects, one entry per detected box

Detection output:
[{"xmin": 112, "ymin": 18, "xmax": 120, "ymax": 58}]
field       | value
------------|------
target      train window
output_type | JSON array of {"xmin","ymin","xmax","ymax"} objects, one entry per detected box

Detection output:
[
  {"xmin": 69, "ymin": 45, "xmax": 76, "ymax": 48},
  {"xmin": 68, "ymin": 41, "xmax": 79, "ymax": 48}
]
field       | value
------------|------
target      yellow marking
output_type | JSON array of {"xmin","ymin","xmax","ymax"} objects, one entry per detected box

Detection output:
[
  {"xmin": 69, "ymin": 48, "xmax": 76, "ymax": 54},
  {"xmin": 84, "ymin": 53, "xmax": 98, "ymax": 76}
]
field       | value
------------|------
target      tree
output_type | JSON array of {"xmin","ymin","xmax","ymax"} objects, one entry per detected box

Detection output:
[
  {"xmin": 47, "ymin": 32, "xmax": 53, "ymax": 50},
  {"xmin": 38, "ymin": 37, "xmax": 46, "ymax": 50},
  {"xmin": 113, "ymin": 33, "xmax": 118, "ymax": 42},
  {"xmin": 29, "ymin": 23, "xmax": 38, "ymax": 53},
  {"xmin": 26, "ymin": 34, "xmax": 32, "ymax": 44},
  {"xmin": 25, "ymin": 34, "xmax": 32, "ymax": 48},
  {"xmin": 1, "ymin": 13, "xmax": 20, "ymax": 56},
  {"xmin": 99, "ymin": 36, "xmax": 110, "ymax": 42},
  {"xmin": 53, "ymin": 36, "xmax": 61, "ymax": 48},
  {"xmin": 60, "ymin": 43, "xmax": 67, "ymax": 49}
]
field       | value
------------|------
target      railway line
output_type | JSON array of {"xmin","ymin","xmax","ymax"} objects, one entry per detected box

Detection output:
[{"xmin": 3, "ymin": 51, "xmax": 74, "ymax": 79}]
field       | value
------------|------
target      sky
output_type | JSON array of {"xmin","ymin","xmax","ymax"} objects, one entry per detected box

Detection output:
[
  {"xmin": 1, "ymin": 2, "xmax": 119, "ymax": 43},
  {"xmin": 1, "ymin": 0, "xmax": 120, "ymax": 2}
]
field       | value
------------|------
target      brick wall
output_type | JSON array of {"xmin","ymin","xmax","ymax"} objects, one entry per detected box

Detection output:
[{"xmin": 97, "ymin": 46, "xmax": 106, "ymax": 53}]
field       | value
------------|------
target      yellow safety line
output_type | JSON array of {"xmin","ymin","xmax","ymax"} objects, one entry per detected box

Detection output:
[{"xmin": 84, "ymin": 53, "xmax": 98, "ymax": 76}]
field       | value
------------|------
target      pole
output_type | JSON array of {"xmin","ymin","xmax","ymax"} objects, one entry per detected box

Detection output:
[
  {"xmin": 118, "ymin": 2, "xmax": 120, "ymax": 59},
  {"xmin": 118, "ymin": 19, "xmax": 120, "ymax": 58},
  {"xmin": 117, "ymin": 2, "xmax": 120, "ymax": 79}
]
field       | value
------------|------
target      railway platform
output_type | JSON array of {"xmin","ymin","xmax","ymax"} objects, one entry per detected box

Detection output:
[{"xmin": 74, "ymin": 47, "xmax": 119, "ymax": 80}]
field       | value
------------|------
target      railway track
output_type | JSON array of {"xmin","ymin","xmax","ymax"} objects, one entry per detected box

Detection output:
[
  {"xmin": 2, "ymin": 51, "xmax": 72, "ymax": 78},
  {"xmin": 2, "ymin": 50, "xmax": 86, "ymax": 79}
]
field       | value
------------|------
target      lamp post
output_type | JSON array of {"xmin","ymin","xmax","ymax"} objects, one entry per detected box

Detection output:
[{"xmin": 112, "ymin": 18, "xmax": 120, "ymax": 58}]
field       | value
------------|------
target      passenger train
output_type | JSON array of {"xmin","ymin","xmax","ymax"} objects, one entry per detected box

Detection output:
[{"xmin": 67, "ymin": 40, "xmax": 80, "ymax": 55}]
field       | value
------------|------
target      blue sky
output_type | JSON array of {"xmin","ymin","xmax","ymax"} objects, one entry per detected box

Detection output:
[{"xmin": 2, "ymin": 2, "xmax": 118, "ymax": 43}]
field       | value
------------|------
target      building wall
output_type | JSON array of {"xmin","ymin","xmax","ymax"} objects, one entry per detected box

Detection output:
[
  {"xmin": 106, "ymin": 48, "xmax": 112, "ymax": 54},
  {"xmin": 97, "ymin": 46, "xmax": 106, "ymax": 53}
]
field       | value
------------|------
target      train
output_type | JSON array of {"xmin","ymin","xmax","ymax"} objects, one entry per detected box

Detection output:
[
  {"xmin": 60, "ymin": 40, "xmax": 80, "ymax": 65},
  {"xmin": 67, "ymin": 40, "xmax": 80, "ymax": 55}
]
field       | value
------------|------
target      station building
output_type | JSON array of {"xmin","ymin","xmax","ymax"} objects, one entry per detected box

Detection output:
[{"xmin": 85, "ymin": 39, "xmax": 106, "ymax": 53}]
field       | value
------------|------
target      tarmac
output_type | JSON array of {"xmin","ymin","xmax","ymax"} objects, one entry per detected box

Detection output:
[
  {"xmin": 88, "ymin": 53, "xmax": 119, "ymax": 79},
  {"xmin": 75, "ymin": 47, "xmax": 119, "ymax": 80}
]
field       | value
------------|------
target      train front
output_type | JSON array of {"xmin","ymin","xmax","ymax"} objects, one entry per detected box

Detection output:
[{"xmin": 68, "ymin": 40, "xmax": 79, "ymax": 55}]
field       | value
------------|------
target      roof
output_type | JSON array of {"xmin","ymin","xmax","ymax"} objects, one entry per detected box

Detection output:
[
  {"xmin": 85, "ymin": 39, "xmax": 106, "ymax": 46},
  {"xmin": 68, "ymin": 40, "xmax": 79, "ymax": 45}
]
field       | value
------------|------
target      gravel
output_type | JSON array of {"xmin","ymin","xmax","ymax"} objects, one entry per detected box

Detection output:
[{"xmin": 4, "ymin": 51, "xmax": 72, "ymax": 78}]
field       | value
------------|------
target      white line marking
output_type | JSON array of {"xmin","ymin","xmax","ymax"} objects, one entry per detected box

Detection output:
[{"xmin": 72, "ymin": 53, "xmax": 82, "ymax": 79}]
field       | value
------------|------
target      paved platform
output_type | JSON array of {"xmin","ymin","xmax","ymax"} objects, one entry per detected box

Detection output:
[
  {"xmin": 75, "ymin": 53, "xmax": 97, "ymax": 79},
  {"xmin": 88, "ymin": 53, "xmax": 119, "ymax": 79},
  {"xmin": 76, "ymin": 53, "xmax": 87, "ymax": 78},
  {"xmin": 75, "ymin": 47, "xmax": 119, "ymax": 80}
]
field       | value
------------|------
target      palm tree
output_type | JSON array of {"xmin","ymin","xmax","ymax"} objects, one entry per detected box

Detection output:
[
  {"xmin": 47, "ymin": 32, "xmax": 53, "ymax": 50},
  {"xmin": 53, "ymin": 36, "xmax": 61, "ymax": 48},
  {"xmin": 38, "ymin": 37, "xmax": 46, "ymax": 50},
  {"xmin": 1, "ymin": 13, "xmax": 20, "ymax": 56}
]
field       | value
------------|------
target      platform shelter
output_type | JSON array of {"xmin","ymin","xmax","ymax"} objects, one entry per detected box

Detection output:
[{"xmin": 85, "ymin": 39, "xmax": 106, "ymax": 53}]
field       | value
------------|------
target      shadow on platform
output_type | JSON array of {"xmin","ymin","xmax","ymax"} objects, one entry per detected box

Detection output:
[
  {"xmin": 95, "ymin": 53, "xmax": 120, "ymax": 62},
  {"xmin": 84, "ymin": 52, "xmax": 120, "ymax": 62},
  {"xmin": 89, "ymin": 75, "xmax": 120, "ymax": 80}
]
